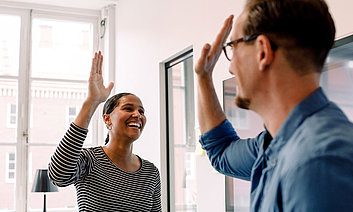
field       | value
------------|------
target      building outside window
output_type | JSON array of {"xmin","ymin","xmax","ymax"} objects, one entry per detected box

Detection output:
[
  {"xmin": 67, "ymin": 105, "xmax": 80, "ymax": 127},
  {"xmin": 5, "ymin": 152, "xmax": 16, "ymax": 183},
  {"xmin": 7, "ymin": 103, "xmax": 16, "ymax": 128}
]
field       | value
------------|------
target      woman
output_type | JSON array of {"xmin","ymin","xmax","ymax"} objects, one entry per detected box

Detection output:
[{"xmin": 48, "ymin": 51, "xmax": 161, "ymax": 211}]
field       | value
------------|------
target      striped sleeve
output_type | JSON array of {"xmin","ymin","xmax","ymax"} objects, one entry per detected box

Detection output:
[
  {"xmin": 152, "ymin": 167, "xmax": 162, "ymax": 212},
  {"xmin": 48, "ymin": 122, "xmax": 89, "ymax": 187}
]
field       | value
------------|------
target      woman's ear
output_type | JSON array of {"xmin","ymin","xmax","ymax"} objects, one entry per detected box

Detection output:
[
  {"xmin": 103, "ymin": 114, "xmax": 111, "ymax": 125},
  {"xmin": 256, "ymin": 35, "xmax": 274, "ymax": 71}
]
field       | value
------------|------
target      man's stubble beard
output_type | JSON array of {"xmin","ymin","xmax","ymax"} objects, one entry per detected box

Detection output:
[{"xmin": 235, "ymin": 95, "xmax": 251, "ymax": 110}]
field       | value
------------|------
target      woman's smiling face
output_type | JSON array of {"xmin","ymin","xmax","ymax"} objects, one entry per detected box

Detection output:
[{"xmin": 106, "ymin": 94, "xmax": 146, "ymax": 141}]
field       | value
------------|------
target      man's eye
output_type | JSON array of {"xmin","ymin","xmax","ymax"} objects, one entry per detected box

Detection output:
[{"xmin": 139, "ymin": 110, "xmax": 145, "ymax": 115}]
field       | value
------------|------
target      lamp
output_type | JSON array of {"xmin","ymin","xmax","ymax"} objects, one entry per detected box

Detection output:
[{"xmin": 31, "ymin": 169, "xmax": 58, "ymax": 212}]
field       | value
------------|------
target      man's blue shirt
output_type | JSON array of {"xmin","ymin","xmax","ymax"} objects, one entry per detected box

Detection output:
[{"xmin": 200, "ymin": 88, "xmax": 353, "ymax": 211}]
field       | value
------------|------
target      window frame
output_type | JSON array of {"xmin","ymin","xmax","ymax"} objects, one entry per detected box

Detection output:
[
  {"xmin": 159, "ymin": 46, "xmax": 194, "ymax": 212},
  {"xmin": 0, "ymin": 4, "xmax": 104, "ymax": 211}
]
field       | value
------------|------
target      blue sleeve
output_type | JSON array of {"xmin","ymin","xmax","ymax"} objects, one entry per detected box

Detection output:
[
  {"xmin": 282, "ymin": 156, "xmax": 353, "ymax": 211},
  {"xmin": 199, "ymin": 119, "xmax": 261, "ymax": 180}
]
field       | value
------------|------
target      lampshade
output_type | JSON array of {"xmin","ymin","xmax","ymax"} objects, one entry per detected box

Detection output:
[{"xmin": 32, "ymin": 169, "xmax": 58, "ymax": 193}]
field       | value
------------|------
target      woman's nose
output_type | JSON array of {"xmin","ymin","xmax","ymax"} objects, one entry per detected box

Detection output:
[{"xmin": 132, "ymin": 110, "xmax": 141, "ymax": 117}]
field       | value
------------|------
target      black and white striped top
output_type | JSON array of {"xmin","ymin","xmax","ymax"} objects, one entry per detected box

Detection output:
[{"xmin": 48, "ymin": 123, "xmax": 162, "ymax": 212}]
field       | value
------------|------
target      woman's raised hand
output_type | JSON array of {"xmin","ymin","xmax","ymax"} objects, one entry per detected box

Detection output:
[{"xmin": 88, "ymin": 51, "xmax": 114, "ymax": 104}]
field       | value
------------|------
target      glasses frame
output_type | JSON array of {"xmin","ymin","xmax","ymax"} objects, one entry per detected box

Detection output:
[{"xmin": 222, "ymin": 34, "xmax": 260, "ymax": 61}]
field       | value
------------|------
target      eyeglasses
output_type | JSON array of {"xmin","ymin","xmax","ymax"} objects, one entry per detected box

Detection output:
[{"xmin": 222, "ymin": 34, "xmax": 260, "ymax": 61}]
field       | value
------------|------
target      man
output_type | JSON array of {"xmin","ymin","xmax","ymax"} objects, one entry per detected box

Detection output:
[{"xmin": 195, "ymin": 0, "xmax": 353, "ymax": 211}]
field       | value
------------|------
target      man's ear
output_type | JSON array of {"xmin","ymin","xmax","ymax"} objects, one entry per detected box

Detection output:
[
  {"xmin": 256, "ymin": 35, "xmax": 274, "ymax": 71},
  {"xmin": 103, "ymin": 114, "xmax": 111, "ymax": 125}
]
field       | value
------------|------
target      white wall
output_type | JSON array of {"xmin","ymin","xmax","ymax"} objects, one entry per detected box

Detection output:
[
  {"xmin": 327, "ymin": 0, "xmax": 353, "ymax": 38},
  {"xmin": 115, "ymin": 0, "xmax": 244, "ymax": 162},
  {"xmin": 115, "ymin": 0, "xmax": 353, "ymax": 211}
]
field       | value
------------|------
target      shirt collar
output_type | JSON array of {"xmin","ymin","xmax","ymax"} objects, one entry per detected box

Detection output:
[{"xmin": 274, "ymin": 87, "xmax": 330, "ymax": 142}]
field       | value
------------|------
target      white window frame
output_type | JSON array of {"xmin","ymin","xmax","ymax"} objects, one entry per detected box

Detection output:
[{"xmin": 0, "ymin": 3, "xmax": 111, "ymax": 211}]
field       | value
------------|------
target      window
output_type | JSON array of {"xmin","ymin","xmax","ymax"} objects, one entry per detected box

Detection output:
[
  {"xmin": 0, "ymin": 5, "xmax": 101, "ymax": 212},
  {"xmin": 7, "ymin": 103, "xmax": 16, "ymax": 128},
  {"xmin": 160, "ymin": 47, "xmax": 197, "ymax": 212},
  {"xmin": 67, "ymin": 105, "xmax": 80, "ymax": 127},
  {"xmin": 5, "ymin": 152, "xmax": 16, "ymax": 183}
]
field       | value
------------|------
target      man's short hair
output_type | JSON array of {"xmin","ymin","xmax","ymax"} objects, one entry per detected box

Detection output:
[{"xmin": 243, "ymin": 0, "xmax": 335, "ymax": 73}]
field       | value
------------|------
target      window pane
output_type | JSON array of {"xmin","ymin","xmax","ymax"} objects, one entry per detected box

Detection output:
[
  {"xmin": 10, "ymin": 104, "xmax": 16, "ymax": 113},
  {"xmin": 0, "ymin": 14, "xmax": 20, "ymax": 143},
  {"xmin": 28, "ymin": 146, "xmax": 77, "ymax": 212},
  {"xmin": 28, "ymin": 17, "xmax": 95, "ymax": 211},
  {"xmin": 29, "ymin": 17, "xmax": 94, "ymax": 145},
  {"xmin": 9, "ymin": 153, "xmax": 15, "ymax": 161},
  {"xmin": 0, "ymin": 146, "xmax": 16, "ymax": 211},
  {"xmin": 31, "ymin": 18, "xmax": 93, "ymax": 80},
  {"xmin": 0, "ymin": 14, "xmax": 20, "ymax": 76},
  {"xmin": 68, "ymin": 107, "xmax": 76, "ymax": 116},
  {"xmin": 322, "ymin": 46, "xmax": 353, "ymax": 121},
  {"xmin": 8, "ymin": 172, "xmax": 15, "ymax": 179},
  {"xmin": 168, "ymin": 56, "xmax": 197, "ymax": 211},
  {"xmin": 10, "ymin": 115, "xmax": 16, "ymax": 124},
  {"xmin": 29, "ymin": 80, "xmax": 89, "ymax": 144},
  {"xmin": 9, "ymin": 163, "xmax": 15, "ymax": 169}
]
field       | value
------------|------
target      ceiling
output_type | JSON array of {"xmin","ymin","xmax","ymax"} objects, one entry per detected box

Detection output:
[{"xmin": 2, "ymin": 0, "xmax": 118, "ymax": 10}]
